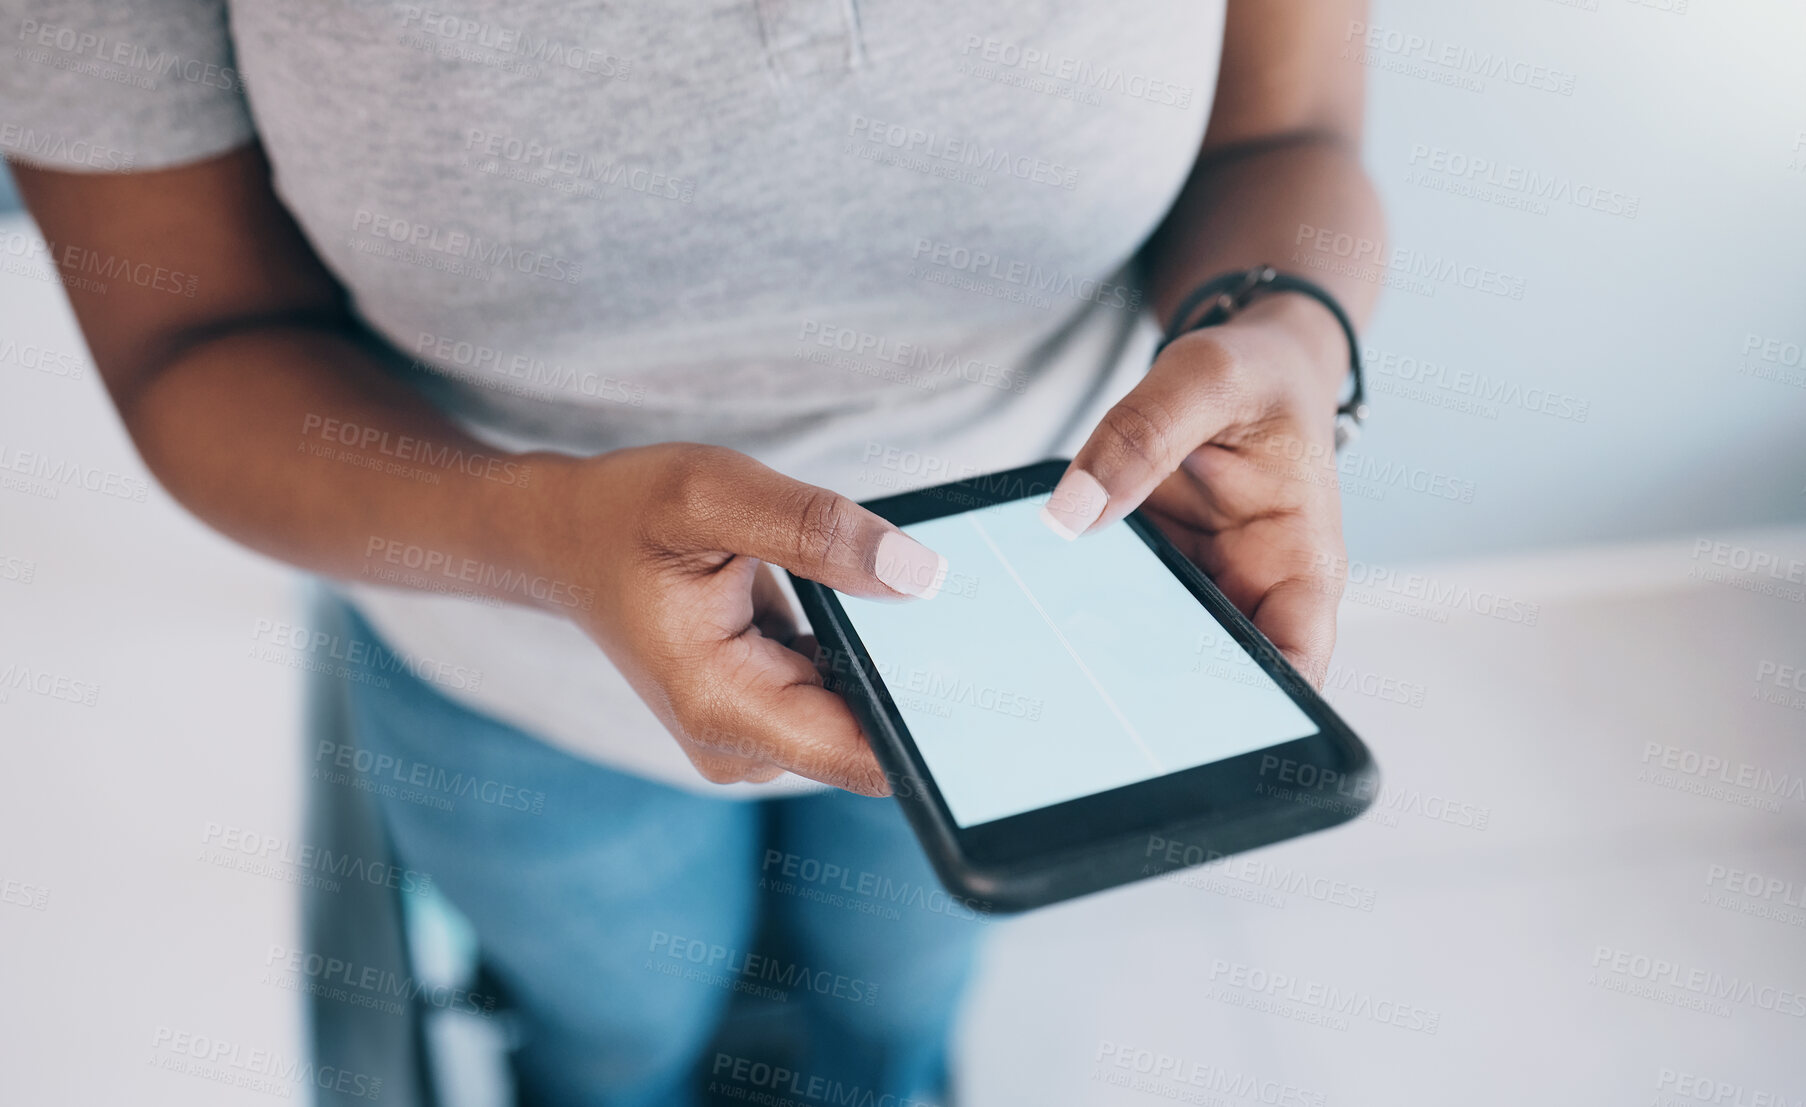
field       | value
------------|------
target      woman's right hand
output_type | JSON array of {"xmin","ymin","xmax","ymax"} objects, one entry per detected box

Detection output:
[
  {"xmin": 536, "ymin": 443, "xmax": 949, "ymax": 795},
  {"xmin": 7, "ymin": 152, "xmax": 937, "ymax": 797}
]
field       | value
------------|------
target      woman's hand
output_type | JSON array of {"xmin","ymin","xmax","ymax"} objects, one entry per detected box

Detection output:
[
  {"xmin": 1041, "ymin": 296, "xmax": 1350, "ymax": 687},
  {"xmin": 10, "ymin": 151, "xmax": 952, "ymax": 798},
  {"xmin": 538, "ymin": 443, "xmax": 949, "ymax": 794}
]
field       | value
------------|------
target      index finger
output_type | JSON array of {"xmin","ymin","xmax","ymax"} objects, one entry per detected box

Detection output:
[{"xmin": 1041, "ymin": 339, "xmax": 1254, "ymax": 540}]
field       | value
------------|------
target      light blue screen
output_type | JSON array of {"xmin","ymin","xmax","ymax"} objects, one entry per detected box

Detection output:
[{"xmin": 838, "ymin": 496, "xmax": 1320, "ymax": 828}]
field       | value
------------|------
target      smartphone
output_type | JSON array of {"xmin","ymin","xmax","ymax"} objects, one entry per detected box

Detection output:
[{"xmin": 789, "ymin": 459, "xmax": 1378, "ymax": 913}]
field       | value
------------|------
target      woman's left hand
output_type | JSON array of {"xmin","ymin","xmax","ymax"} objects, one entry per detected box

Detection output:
[{"xmin": 1040, "ymin": 296, "xmax": 1351, "ymax": 687}]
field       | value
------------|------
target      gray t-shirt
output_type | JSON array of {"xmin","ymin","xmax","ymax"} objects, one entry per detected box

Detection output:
[{"xmin": 3, "ymin": 0, "xmax": 1225, "ymax": 794}]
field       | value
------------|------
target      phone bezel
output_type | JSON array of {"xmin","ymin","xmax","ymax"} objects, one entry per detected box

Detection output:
[{"xmin": 794, "ymin": 459, "xmax": 1376, "ymax": 896}]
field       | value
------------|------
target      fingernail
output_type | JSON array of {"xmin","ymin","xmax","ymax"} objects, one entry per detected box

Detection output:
[
  {"xmin": 1039, "ymin": 469, "xmax": 1107, "ymax": 540},
  {"xmin": 875, "ymin": 531, "xmax": 949, "ymax": 600}
]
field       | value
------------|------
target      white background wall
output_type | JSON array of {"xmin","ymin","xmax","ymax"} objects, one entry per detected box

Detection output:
[{"xmin": 1337, "ymin": 0, "xmax": 1806, "ymax": 562}]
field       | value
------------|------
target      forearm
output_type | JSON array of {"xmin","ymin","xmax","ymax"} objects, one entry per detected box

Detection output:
[
  {"xmin": 1142, "ymin": 137, "xmax": 1385, "ymax": 387},
  {"xmin": 119, "ymin": 322, "xmax": 581, "ymax": 613}
]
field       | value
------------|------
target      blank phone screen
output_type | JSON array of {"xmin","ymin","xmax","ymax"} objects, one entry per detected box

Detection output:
[{"xmin": 837, "ymin": 495, "xmax": 1320, "ymax": 828}]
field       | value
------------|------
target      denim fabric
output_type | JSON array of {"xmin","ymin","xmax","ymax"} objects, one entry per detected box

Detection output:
[{"xmin": 326, "ymin": 599, "xmax": 986, "ymax": 1107}]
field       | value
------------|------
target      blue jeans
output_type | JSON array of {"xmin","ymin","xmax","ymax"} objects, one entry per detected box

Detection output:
[{"xmin": 326, "ymin": 601, "xmax": 985, "ymax": 1107}]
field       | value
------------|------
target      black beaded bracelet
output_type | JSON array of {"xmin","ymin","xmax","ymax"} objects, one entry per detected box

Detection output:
[{"xmin": 1158, "ymin": 265, "xmax": 1369, "ymax": 450}]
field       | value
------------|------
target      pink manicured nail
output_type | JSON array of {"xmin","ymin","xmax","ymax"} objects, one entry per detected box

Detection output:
[
  {"xmin": 1039, "ymin": 469, "xmax": 1107, "ymax": 540},
  {"xmin": 875, "ymin": 531, "xmax": 949, "ymax": 599}
]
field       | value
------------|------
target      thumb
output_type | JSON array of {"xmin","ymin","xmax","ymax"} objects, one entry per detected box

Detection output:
[
  {"xmin": 1040, "ymin": 347, "xmax": 1245, "ymax": 539},
  {"xmin": 677, "ymin": 449, "xmax": 949, "ymax": 601}
]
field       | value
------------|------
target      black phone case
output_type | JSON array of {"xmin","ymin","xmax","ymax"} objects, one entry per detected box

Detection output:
[{"xmin": 789, "ymin": 466, "xmax": 1379, "ymax": 914}]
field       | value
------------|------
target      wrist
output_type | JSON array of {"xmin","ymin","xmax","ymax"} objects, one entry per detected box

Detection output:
[
  {"xmin": 1225, "ymin": 293, "xmax": 1352, "ymax": 396},
  {"xmin": 482, "ymin": 447, "xmax": 592, "ymax": 613}
]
